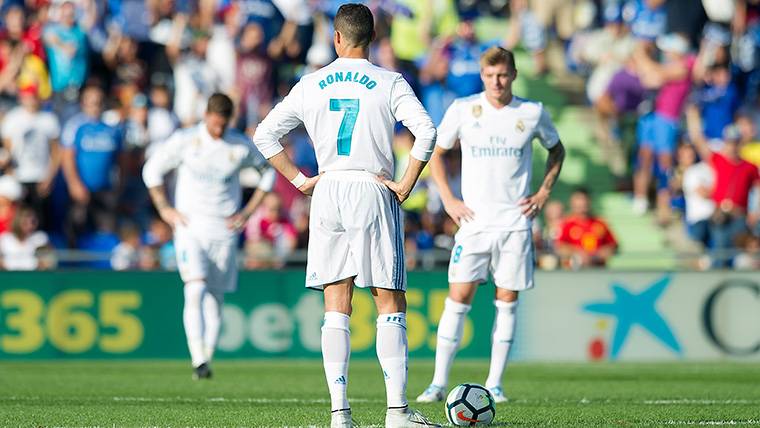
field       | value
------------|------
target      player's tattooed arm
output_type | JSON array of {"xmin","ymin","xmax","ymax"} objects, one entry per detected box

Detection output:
[
  {"xmin": 228, "ymin": 188, "xmax": 268, "ymax": 231},
  {"xmin": 519, "ymin": 141, "xmax": 565, "ymax": 219},
  {"xmin": 148, "ymin": 185, "xmax": 187, "ymax": 227}
]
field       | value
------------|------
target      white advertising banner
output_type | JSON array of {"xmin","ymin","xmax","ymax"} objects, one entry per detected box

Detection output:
[{"xmin": 518, "ymin": 272, "xmax": 760, "ymax": 361}]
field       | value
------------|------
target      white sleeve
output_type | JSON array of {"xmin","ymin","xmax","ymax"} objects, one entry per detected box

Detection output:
[
  {"xmin": 436, "ymin": 100, "xmax": 461, "ymax": 150},
  {"xmin": 243, "ymin": 143, "xmax": 276, "ymax": 192},
  {"xmin": 391, "ymin": 74, "xmax": 436, "ymax": 161},
  {"xmin": 45, "ymin": 115, "xmax": 61, "ymax": 140},
  {"xmin": 60, "ymin": 117, "xmax": 80, "ymax": 148},
  {"xmin": 0, "ymin": 114, "xmax": 11, "ymax": 139},
  {"xmin": 253, "ymin": 80, "xmax": 304, "ymax": 159},
  {"xmin": 173, "ymin": 64, "xmax": 199, "ymax": 125},
  {"xmin": 534, "ymin": 104, "xmax": 560, "ymax": 149},
  {"xmin": 142, "ymin": 131, "xmax": 184, "ymax": 188}
]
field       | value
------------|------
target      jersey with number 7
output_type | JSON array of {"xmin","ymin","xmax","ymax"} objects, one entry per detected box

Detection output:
[{"xmin": 253, "ymin": 57, "xmax": 435, "ymax": 178}]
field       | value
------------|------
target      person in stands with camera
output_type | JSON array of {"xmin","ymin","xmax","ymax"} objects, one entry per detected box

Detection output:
[{"xmin": 687, "ymin": 108, "xmax": 760, "ymax": 268}]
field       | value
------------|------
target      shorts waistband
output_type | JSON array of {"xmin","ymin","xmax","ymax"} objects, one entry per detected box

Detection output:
[{"xmin": 321, "ymin": 170, "xmax": 383, "ymax": 182}]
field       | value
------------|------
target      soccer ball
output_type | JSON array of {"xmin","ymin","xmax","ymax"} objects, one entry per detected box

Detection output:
[{"xmin": 445, "ymin": 383, "xmax": 496, "ymax": 426}]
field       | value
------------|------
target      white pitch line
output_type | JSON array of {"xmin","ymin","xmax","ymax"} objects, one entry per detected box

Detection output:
[
  {"xmin": 643, "ymin": 400, "xmax": 757, "ymax": 405},
  {"xmin": 661, "ymin": 420, "xmax": 760, "ymax": 426}
]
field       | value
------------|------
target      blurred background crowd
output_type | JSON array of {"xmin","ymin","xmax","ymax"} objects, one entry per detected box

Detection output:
[{"xmin": 0, "ymin": 0, "xmax": 758, "ymax": 271}]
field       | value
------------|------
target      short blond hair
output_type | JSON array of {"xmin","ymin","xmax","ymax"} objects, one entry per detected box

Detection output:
[{"xmin": 480, "ymin": 46, "xmax": 516, "ymax": 72}]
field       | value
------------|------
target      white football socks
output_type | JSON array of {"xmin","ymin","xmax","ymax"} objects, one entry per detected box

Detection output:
[
  {"xmin": 183, "ymin": 280, "xmax": 207, "ymax": 367},
  {"xmin": 485, "ymin": 299, "xmax": 518, "ymax": 389},
  {"xmin": 202, "ymin": 290, "xmax": 223, "ymax": 362},
  {"xmin": 322, "ymin": 311, "xmax": 351, "ymax": 412},
  {"xmin": 431, "ymin": 298, "xmax": 471, "ymax": 388},
  {"xmin": 376, "ymin": 312, "xmax": 408, "ymax": 409}
]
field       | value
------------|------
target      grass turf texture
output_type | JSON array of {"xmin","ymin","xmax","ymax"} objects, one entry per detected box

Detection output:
[{"xmin": 3, "ymin": 360, "xmax": 760, "ymax": 427}]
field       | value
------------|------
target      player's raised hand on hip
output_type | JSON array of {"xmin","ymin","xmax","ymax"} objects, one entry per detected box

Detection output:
[
  {"xmin": 159, "ymin": 207, "xmax": 188, "ymax": 228},
  {"xmin": 442, "ymin": 196, "xmax": 475, "ymax": 226},
  {"xmin": 519, "ymin": 188, "xmax": 550, "ymax": 219},
  {"xmin": 378, "ymin": 176, "xmax": 412, "ymax": 204},
  {"xmin": 298, "ymin": 174, "xmax": 321, "ymax": 196}
]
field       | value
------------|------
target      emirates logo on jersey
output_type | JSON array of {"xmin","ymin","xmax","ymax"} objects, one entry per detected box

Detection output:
[
  {"xmin": 472, "ymin": 104, "xmax": 482, "ymax": 118},
  {"xmin": 516, "ymin": 119, "xmax": 526, "ymax": 133}
]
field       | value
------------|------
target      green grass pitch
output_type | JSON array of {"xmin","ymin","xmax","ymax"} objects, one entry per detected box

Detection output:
[{"xmin": 3, "ymin": 360, "xmax": 760, "ymax": 427}]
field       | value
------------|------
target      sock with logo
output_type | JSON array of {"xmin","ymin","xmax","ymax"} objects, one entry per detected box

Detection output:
[
  {"xmin": 202, "ymin": 290, "xmax": 224, "ymax": 362},
  {"xmin": 183, "ymin": 280, "xmax": 207, "ymax": 367},
  {"xmin": 485, "ymin": 300, "xmax": 518, "ymax": 389},
  {"xmin": 322, "ymin": 311, "xmax": 351, "ymax": 412},
  {"xmin": 432, "ymin": 298, "xmax": 471, "ymax": 388},
  {"xmin": 376, "ymin": 312, "xmax": 409, "ymax": 409}
]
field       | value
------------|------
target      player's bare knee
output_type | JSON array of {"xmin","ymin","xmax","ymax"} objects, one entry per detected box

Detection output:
[
  {"xmin": 323, "ymin": 278, "xmax": 354, "ymax": 314},
  {"xmin": 372, "ymin": 288, "xmax": 406, "ymax": 314},
  {"xmin": 495, "ymin": 288, "xmax": 519, "ymax": 303},
  {"xmin": 448, "ymin": 283, "xmax": 478, "ymax": 305}
]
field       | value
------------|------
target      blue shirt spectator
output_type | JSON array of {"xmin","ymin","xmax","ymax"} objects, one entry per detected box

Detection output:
[
  {"xmin": 625, "ymin": 0, "xmax": 667, "ymax": 42},
  {"xmin": 72, "ymin": 121, "xmax": 123, "ymax": 192},
  {"xmin": 238, "ymin": 0, "xmax": 285, "ymax": 44},
  {"xmin": 446, "ymin": 39, "xmax": 486, "ymax": 98},
  {"xmin": 43, "ymin": 2, "xmax": 88, "ymax": 92},
  {"xmin": 696, "ymin": 65, "xmax": 740, "ymax": 140}
]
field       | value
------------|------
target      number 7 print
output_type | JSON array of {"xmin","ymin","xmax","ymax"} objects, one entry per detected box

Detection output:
[{"xmin": 330, "ymin": 98, "xmax": 359, "ymax": 156}]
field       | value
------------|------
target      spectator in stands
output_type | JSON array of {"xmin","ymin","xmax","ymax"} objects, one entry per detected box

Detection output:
[
  {"xmin": 688, "ymin": 111, "xmax": 760, "ymax": 267},
  {"xmin": 236, "ymin": 20, "xmax": 273, "ymax": 133},
  {"xmin": 580, "ymin": 3, "xmax": 636, "ymax": 184},
  {"xmin": 0, "ymin": 174, "xmax": 22, "ymax": 235},
  {"xmin": 146, "ymin": 84, "xmax": 178, "ymax": 150},
  {"xmin": 692, "ymin": 62, "xmax": 740, "ymax": 141},
  {"xmin": 0, "ymin": 205, "xmax": 53, "ymax": 270},
  {"xmin": 110, "ymin": 222, "xmax": 141, "ymax": 270},
  {"xmin": 595, "ymin": 57, "xmax": 646, "ymax": 186},
  {"xmin": 556, "ymin": 188, "xmax": 619, "ymax": 268},
  {"xmin": 208, "ymin": 3, "xmax": 240, "ymax": 96},
  {"xmin": 43, "ymin": 1, "xmax": 88, "ymax": 118},
  {"xmin": 168, "ymin": 21, "xmax": 221, "ymax": 127},
  {"xmin": 736, "ymin": 110, "xmax": 760, "ymax": 167},
  {"xmin": 632, "ymin": 33, "xmax": 695, "ymax": 224},
  {"xmin": 102, "ymin": 29, "xmax": 148, "ymax": 92},
  {"xmin": 61, "ymin": 85, "xmax": 124, "ymax": 246},
  {"xmin": 0, "ymin": 84, "xmax": 60, "ymax": 227},
  {"xmin": 145, "ymin": 217, "xmax": 176, "ymax": 270},
  {"xmin": 679, "ymin": 142, "xmax": 714, "ymax": 249},
  {"xmin": 504, "ymin": 0, "xmax": 547, "ymax": 75},
  {"xmin": 389, "ymin": 0, "xmax": 459, "ymax": 73},
  {"xmin": 626, "ymin": 0, "xmax": 667, "ymax": 43},
  {"xmin": 1, "ymin": 5, "xmax": 52, "ymax": 101},
  {"xmin": 536, "ymin": 199, "xmax": 564, "ymax": 270},
  {"xmin": 244, "ymin": 193, "xmax": 297, "ymax": 267},
  {"xmin": 733, "ymin": 233, "xmax": 760, "ymax": 270}
]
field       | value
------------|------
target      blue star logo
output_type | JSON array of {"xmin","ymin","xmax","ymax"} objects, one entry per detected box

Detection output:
[{"xmin": 583, "ymin": 275, "xmax": 682, "ymax": 359}]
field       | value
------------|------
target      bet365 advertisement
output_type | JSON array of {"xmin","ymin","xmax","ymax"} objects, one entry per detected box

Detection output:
[{"xmin": 0, "ymin": 271, "xmax": 758, "ymax": 360}]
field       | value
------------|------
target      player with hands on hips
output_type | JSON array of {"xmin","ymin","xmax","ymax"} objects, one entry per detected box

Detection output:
[{"xmin": 417, "ymin": 47, "xmax": 565, "ymax": 404}]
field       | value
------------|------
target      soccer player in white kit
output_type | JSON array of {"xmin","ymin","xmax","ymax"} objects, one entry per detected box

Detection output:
[
  {"xmin": 142, "ymin": 93, "xmax": 274, "ymax": 380},
  {"xmin": 416, "ymin": 47, "xmax": 565, "ymax": 404},
  {"xmin": 253, "ymin": 4, "xmax": 439, "ymax": 427}
]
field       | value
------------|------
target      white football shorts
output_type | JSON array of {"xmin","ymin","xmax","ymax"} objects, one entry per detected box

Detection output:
[
  {"xmin": 174, "ymin": 225, "xmax": 239, "ymax": 293},
  {"xmin": 447, "ymin": 229, "xmax": 534, "ymax": 291},
  {"xmin": 305, "ymin": 171, "xmax": 405, "ymax": 291}
]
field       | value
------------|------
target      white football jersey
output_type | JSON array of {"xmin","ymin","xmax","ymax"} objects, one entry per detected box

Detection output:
[
  {"xmin": 438, "ymin": 93, "xmax": 560, "ymax": 232},
  {"xmin": 142, "ymin": 124, "xmax": 275, "ymax": 239},
  {"xmin": 253, "ymin": 57, "xmax": 436, "ymax": 178}
]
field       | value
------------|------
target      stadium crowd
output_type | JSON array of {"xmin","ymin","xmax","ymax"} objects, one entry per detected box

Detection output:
[{"xmin": 0, "ymin": 0, "xmax": 758, "ymax": 271}]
